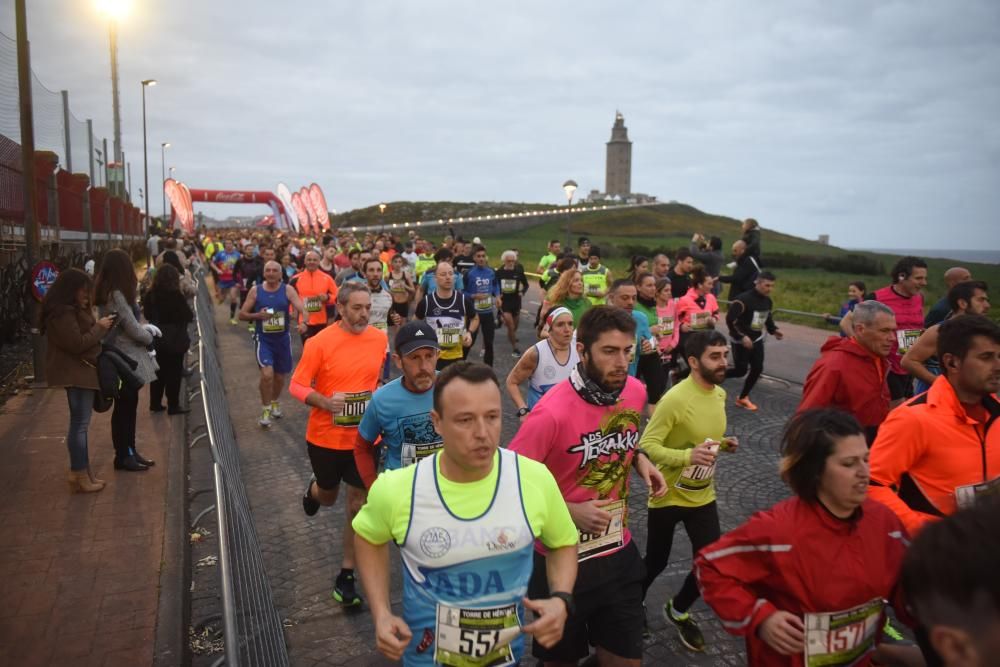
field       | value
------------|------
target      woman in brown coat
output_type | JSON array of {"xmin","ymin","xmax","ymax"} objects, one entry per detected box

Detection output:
[{"xmin": 41, "ymin": 268, "xmax": 115, "ymax": 492}]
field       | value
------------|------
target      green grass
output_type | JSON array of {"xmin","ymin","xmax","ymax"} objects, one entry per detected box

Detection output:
[{"xmin": 337, "ymin": 201, "xmax": 1000, "ymax": 325}]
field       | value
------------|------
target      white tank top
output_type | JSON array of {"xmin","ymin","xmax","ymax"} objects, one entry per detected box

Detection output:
[{"xmin": 528, "ymin": 337, "xmax": 579, "ymax": 407}]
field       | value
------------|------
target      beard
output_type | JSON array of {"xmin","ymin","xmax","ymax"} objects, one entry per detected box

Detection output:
[
  {"xmin": 696, "ymin": 363, "xmax": 727, "ymax": 387},
  {"xmin": 584, "ymin": 356, "xmax": 626, "ymax": 392}
]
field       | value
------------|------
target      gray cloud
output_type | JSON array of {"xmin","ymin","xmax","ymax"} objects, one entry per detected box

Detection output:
[{"xmin": 5, "ymin": 0, "xmax": 998, "ymax": 249}]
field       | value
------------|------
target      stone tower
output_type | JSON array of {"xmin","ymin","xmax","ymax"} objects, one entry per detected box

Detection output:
[{"xmin": 605, "ymin": 111, "xmax": 632, "ymax": 197}]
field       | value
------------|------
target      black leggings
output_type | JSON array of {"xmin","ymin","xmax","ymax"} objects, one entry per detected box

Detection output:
[
  {"xmin": 726, "ymin": 339, "xmax": 765, "ymax": 398},
  {"xmin": 469, "ymin": 311, "xmax": 495, "ymax": 366},
  {"xmin": 642, "ymin": 502, "xmax": 720, "ymax": 613},
  {"xmin": 111, "ymin": 383, "xmax": 141, "ymax": 460},
  {"xmin": 150, "ymin": 351, "xmax": 184, "ymax": 410},
  {"xmin": 637, "ymin": 353, "xmax": 669, "ymax": 404}
]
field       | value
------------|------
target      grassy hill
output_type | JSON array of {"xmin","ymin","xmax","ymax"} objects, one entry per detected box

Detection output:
[{"xmin": 333, "ymin": 201, "xmax": 1000, "ymax": 326}]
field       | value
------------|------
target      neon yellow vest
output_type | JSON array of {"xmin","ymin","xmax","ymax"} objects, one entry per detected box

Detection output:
[
  {"xmin": 414, "ymin": 254, "xmax": 436, "ymax": 281},
  {"xmin": 581, "ymin": 265, "xmax": 609, "ymax": 305}
]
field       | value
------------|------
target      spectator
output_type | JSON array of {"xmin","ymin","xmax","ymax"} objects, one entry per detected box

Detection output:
[
  {"xmin": 690, "ymin": 234, "xmax": 725, "ymax": 290},
  {"xmin": 669, "ymin": 247, "xmax": 695, "ymax": 298},
  {"xmin": 146, "ymin": 229, "xmax": 161, "ymax": 269},
  {"xmin": 143, "ymin": 264, "xmax": 194, "ymax": 415},
  {"xmin": 741, "ymin": 218, "xmax": 761, "ymax": 263},
  {"xmin": 716, "ymin": 240, "xmax": 761, "ymax": 301},
  {"xmin": 95, "ymin": 249, "xmax": 160, "ymax": 472},
  {"xmin": 160, "ymin": 250, "xmax": 197, "ymax": 300},
  {"xmin": 925, "ymin": 266, "xmax": 972, "ymax": 328},
  {"xmin": 42, "ymin": 268, "xmax": 115, "ymax": 493},
  {"xmin": 798, "ymin": 300, "xmax": 895, "ymax": 444}
]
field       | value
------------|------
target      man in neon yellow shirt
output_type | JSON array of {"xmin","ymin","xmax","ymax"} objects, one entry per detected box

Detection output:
[
  {"xmin": 353, "ymin": 362, "xmax": 579, "ymax": 665},
  {"xmin": 580, "ymin": 246, "xmax": 612, "ymax": 305},
  {"xmin": 638, "ymin": 329, "xmax": 739, "ymax": 653},
  {"xmin": 536, "ymin": 239, "xmax": 562, "ymax": 275}
]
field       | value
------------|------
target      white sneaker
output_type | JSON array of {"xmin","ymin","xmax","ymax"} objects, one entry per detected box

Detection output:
[
  {"xmin": 270, "ymin": 402, "xmax": 283, "ymax": 419},
  {"xmin": 259, "ymin": 406, "xmax": 272, "ymax": 427}
]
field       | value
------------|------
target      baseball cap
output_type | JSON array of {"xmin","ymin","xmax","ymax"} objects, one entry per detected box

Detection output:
[{"xmin": 395, "ymin": 320, "xmax": 440, "ymax": 356}]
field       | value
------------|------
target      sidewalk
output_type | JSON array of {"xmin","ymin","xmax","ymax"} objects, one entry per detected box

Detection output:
[{"xmin": 0, "ymin": 383, "xmax": 185, "ymax": 667}]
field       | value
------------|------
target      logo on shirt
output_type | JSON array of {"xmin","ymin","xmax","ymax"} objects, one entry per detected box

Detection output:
[
  {"xmin": 419, "ymin": 527, "xmax": 452, "ymax": 558},
  {"xmin": 569, "ymin": 408, "xmax": 642, "ymax": 500},
  {"xmin": 569, "ymin": 428, "xmax": 639, "ymax": 469},
  {"xmin": 486, "ymin": 528, "xmax": 518, "ymax": 552}
]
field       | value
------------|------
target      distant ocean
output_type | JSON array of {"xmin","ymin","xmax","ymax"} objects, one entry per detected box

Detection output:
[{"xmin": 853, "ymin": 248, "xmax": 1000, "ymax": 265}]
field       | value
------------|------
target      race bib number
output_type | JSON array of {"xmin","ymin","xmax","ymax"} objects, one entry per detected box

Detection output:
[
  {"xmin": 804, "ymin": 598, "xmax": 884, "ymax": 667},
  {"xmin": 690, "ymin": 311, "xmax": 711, "ymax": 330},
  {"xmin": 586, "ymin": 283, "xmax": 602, "ymax": 296},
  {"xmin": 401, "ymin": 441, "xmax": 443, "ymax": 467},
  {"xmin": 305, "ymin": 296, "xmax": 323, "ymax": 313},
  {"xmin": 577, "ymin": 498, "xmax": 625, "ymax": 562},
  {"xmin": 434, "ymin": 602, "xmax": 520, "ymax": 667},
  {"xmin": 658, "ymin": 315, "xmax": 674, "ymax": 336},
  {"xmin": 751, "ymin": 310, "xmax": 769, "ymax": 332},
  {"xmin": 389, "ymin": 279, "xmax": 408, "ymax": 294},
  {"xmin": 474, "ymin": 295, "xmax": 493, "ymax": 310},
  {"xmin": 676, "ymin": 442, "xmax": 719, "ymax": 492},
  {"xmin": 955, "ymin": 475, "xmax": 1000, "ymax": 509},
  {"xmin": 896, "ymin": 329, "xmax": 923, "ymax": 354},
  {"xmin": 500, "ymin": 279, "xmax": 518, "ymax": 294},
  {"xmin": 372, "ymin": 319, "xmax": 388, "ymax": 331},
  {"xmin": 332, "ymin": 391, "xmax": 371, "ymax": 427},
  {"xmin": 261, "ymin": 310, "xmax": 285, "ymax": 333},
  {"xmin": 438, "ymin": 327, "xmax": 463, "ymax": 348}
]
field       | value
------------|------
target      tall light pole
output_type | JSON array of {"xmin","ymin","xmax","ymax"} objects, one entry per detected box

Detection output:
[
  {"xmin": 379, "ymin": 203, "xmax": 387, "ymax": 233},
  {"xmin": 98, "ymin": 0, "xmax": 130, "ymax": 197},
  {"xmin": 562, "ymin": 179, "xmax": 578, "ymax": 250},
  {"xmin": 141, "ymin": 79, "xmax": 156, "ymax": 232},
  {"xmin": 160, "ymin": 141, "xmax": 170, "ymax": 222}
]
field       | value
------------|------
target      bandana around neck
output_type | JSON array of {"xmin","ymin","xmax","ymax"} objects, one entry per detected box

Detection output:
[{"xmin": 569, "ymin": 362, "xmax": 623, "ymax": 407}]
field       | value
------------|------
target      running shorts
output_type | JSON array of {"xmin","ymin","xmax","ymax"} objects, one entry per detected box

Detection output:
[
  {"xmin": 527, "ymin": 540, "xmax": 645, "ymax": 661},
  {"xmin": 218, "ymin": 279, "xmax": 237, "ymax": 289},
  {"xmin": 500, "ymin": 296, "xmax": 522, "ymax": 315},
  {"xmin": 255, "ymin": 333, "xmax": 293, "ymax": 375},
  {"xmin": 301, "ymin": 323, "xmax": 326, "ymax": 342},
  {"xmin": 887, "ymin": 372, "xmax": 915, "ymax": 401},
  {"xmin": 307, "ymin": 442, "xmax": 364, "ymax": 490}
]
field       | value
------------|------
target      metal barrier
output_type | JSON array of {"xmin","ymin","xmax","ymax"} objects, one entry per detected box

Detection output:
[{"xmin": 192, "ymin": 274, "xmax": 290, "ymax": 667}]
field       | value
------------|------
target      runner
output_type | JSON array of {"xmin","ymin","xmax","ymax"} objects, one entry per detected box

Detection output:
[
  {"xmin": 505, "ymin": 307, "xmax": 579, "ymax": 419},
  {"xmin": 868, "ymin": 314, "xmax": 1000, "ymax": 535},
  {"xmin": 495, "ymin": 250, "xmax": 530, "ymax": 355},
  {"xmin": 924, "ymin": 266, "xmax": 972, "ymax": 328},
  {"xmin": 798, "ymin": 300, "xmax": 896, "ymax": 445},
  {"xmin": 696, "ymin": 409, "xmax": 914, "ymax": 665},
  {"xmin": 354, "ymin": 320, "xmax": 442, "ymax": 488},
  {"xmin": 413, "ymin": 243, "xmax": 436, "ymax": 282},
  {"xmin": 289, "ymin": 250, "xmax": 338, "ymax": 343},
  {"xmin": 676, "ymin": 267, "xmax": 721, "ymax": 374},
  {"xmin": 724, "ymin": 271, "xmax": 784, "ymax": 411},
  {"xmin": 415, "ymin": 248, "xmax": 465, "ymax": 304},
  {"xmin": 238, "ymin": 260, "xmax": 308, "ymax": 427},
  {"xmin": 211, "ymin": 239, "xmax": 242, "ymax": 324},
  {"xmin": 653, "ymin": 278, "xmax": 680, "ymax": 378},
  {"xmin": 509, "ymin": 306, "xmax": 667, "ymax": 667},
  {"xmin": 335, "ymin": 248, "xmax": 363, "ymax": 286},
  {"xmin": 651, "ymin": 252, "xmax": 671, "ymax": 283},
  {"xmin": 387, "ymin": 253, "xmax": 416, "ymax": 322},
  {"xmin": 668, "ymin": 247, "xmax": 694, "ymax": 299},
  {"xmin": 608, "ymin": 278, "xmax": 666, "ymax": 408},
  {"xmin": 575, "ymin": 236, "xmax": 591, "ymax": 270},
  {"xmin": 901, "ymin": 500, "xmax": 1000, "ymax": 667},
  {"xmin": 290, "ymin": 281, "xmax": 387, "ymax": 606},
  {"xmin": 902, "ymin": 280, "xmax": 990, "ymax": 393},
  {"xmin": 540, "ymin": 268, "xmax": 591, "ymax": 334},
  {"xmin": 638, "ymin": 330, "xmax": 737, "ymax": 651},
  {"xmin": 352, "ymin": 362, "xmax": 579, "ymax": 664},
  {"xmin": 464, "ymin": 244, "xmax": 500, "ymax": 366},
  {"xmin": 840, "ymin": 256, "xmax": 928, "ymax": 403},
  {"xmin": 580, "ymin": 246, "xmax": 612, "ymax": 305},
  {"xmin": 536, "ymin": 239, "xmax": 562, "ymax": 275},
  {"xmin": 415, "ymin": 261, "xmax": 478, "ymax": 370},
  {"xmin": 364, "ymin": 257, "xmax": 402, "ymax": 381}
]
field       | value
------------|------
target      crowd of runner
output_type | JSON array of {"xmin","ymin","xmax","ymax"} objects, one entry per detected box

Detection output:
[{"xmin": 147, "ymin": 219, "xmax": 997, "ymax": 666}]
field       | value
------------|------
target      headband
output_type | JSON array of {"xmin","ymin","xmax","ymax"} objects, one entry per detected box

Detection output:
[{"xmin": 546, "ymin": 306, "xmax": 572, "ymax": 326}]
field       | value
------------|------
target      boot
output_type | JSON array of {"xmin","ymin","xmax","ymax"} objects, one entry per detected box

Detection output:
[
  {"xmin": 67, "ymin": 470, "xmax": 105, "ymax": 493},
  {"xmin": 87, "ymin": 466, "xmax": 106, "ymax": 485}
]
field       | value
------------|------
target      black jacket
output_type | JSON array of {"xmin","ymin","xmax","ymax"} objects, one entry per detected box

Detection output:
[
  {"xmin": 94, "ymin": 343, "xmax": 144, "ymax": 412},
  {"xmin": 726, "ymin": 288, "xmax": 777, "ymax": 342},
  {"xmin": 718, "ymin": 255, "xmax": 761, "ymax": 301}
]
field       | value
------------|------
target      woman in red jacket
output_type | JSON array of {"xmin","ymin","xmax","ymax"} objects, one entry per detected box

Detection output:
[{"xmin": 695, "ymin": 409, "xmax": 914, "ymax": 666}]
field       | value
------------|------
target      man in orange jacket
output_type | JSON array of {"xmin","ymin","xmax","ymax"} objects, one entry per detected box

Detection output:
[
  {"xmin": 869, "ymin": 315, "xmax": 1000, "ymax": 535},
  {"xmin": 798, "ymin": 300, "xmax": 896, "ymax": 444}
]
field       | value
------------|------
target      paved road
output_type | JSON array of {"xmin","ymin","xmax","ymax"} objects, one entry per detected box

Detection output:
[{"xmin": 211, "ymin": 295, "xmax": 813, "ymax": 665}]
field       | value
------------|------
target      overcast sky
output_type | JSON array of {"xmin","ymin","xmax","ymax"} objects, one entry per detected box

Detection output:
[{"xmin": 5, "ymin": 1, "xmax": 999, "ymax": 249}]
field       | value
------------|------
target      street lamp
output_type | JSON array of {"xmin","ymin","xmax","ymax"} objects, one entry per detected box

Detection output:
[
  {"xmin": 378, "ymin": 203, "xmax": 387, "ymax": 233},
  {"xmin": 141, "ymin": 79, "xmax": 156, "ymax": 232},
  {"xmin": 562, "ymin": 179, "xmax": 578, "ymax": 249},
  {"xmin": 97, "ymin": 0, "xmax": 131, "ymax": 197},
  {"xmin": 161, "ymin": 141, "xmax": 170, "ymax": 221}
]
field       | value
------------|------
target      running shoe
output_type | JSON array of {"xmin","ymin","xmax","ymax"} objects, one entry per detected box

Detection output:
[
  {"xmin": 512, "ymin": 348, "xmax": 521, "ymax": 356},
  {"xmin": 302, "ymin": 476, "xmax": 320, "ymax": 516},
  {"xmin": 270, "ymin": 402, "xmax": 283, "ymax": 419},
  {"xmin": 734, "ymin": 396, "xmax": 759, "ymax": 411},
  {"xmin": 664, "ymin": 599, "xmax": 705, "ymax": 652},
  {"xmin": 882, "ymin": 618, "xmax": 905, "ymax": 642},
  {"xmin": 333, "ymin": 571, "xmax": 363, "ymax": 606},
  {"xmin": 247, "ymin": 322, "xmax": 254, "ymax": 334},
  {"xmin": 229, "ymin": 317, "xmax": 238, "ymax": 325},
  {"xmin": 258, "ymin": 405, "xmax": 272, "ymax": 427}
]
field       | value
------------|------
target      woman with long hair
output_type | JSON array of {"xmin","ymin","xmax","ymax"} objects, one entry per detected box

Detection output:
[
  {"xmin": 143, "ymin": 264, "xmax": 194, "ymax": 415},
  {"xmin": 626, "ymin": 254, "xmax": 649, "ymax": 284},
  {"xmin": 539, "ymin": 268, "xmax": 590, "ymax": 334},
  {"xmin": 95, "ymin": 248, "xmax": 160, "ymax": 472},
  {"xmin": 42, "ymin": 268, "xmax": 116, "ymax": 492},
  {"xmin": 653, "ymin": 278, "xmax": 680, "ymax": 369}
]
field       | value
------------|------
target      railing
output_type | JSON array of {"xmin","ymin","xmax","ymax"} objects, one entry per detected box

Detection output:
[{"xmin": 192, "ymin": 274, "xmax": 290, "ymax": 667}]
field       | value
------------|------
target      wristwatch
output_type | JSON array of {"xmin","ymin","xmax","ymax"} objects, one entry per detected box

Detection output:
[
  {"xmin": 517, "ymin": 406, "xmax": 531, "ymax": 417},
  {"xmin": 550, "ymin": 591, "xmax": 575, "ymax": 616}
]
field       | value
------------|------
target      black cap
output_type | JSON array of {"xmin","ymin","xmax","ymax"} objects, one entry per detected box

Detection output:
[
  {"xmin": 395, "ymin": 320, "xmax": 440, "ymax": 356},
  {"xmin": 588, "ymin": 245, "xmax": 602, "ymax": 258}
]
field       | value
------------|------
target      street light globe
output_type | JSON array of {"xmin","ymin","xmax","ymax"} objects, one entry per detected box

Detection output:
[
  {"xmin": 96, "ymin": 0, "xmax": 132, "ymax": 21},
  {"xmin": 562, "ymin": 179, "xmax": 578, "ymax": 204}
]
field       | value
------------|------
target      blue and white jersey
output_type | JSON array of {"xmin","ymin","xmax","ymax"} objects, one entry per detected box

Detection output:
[
  {"xmin": 253, "ymin": 282, "xmax": 291, "ymax": 337},
  {"xmin": 358, "ymin": 376, "xmax": 441, "ymax": 470},
  {"xmin": 400, "ymin": 449, "xmax": 534, "ymax": 666},
  {"xmin": 527, "ymin": 337, "xmax": 579, "ymax": 408},
  {"xmin": 463, "ymin": 266, "xmax": 499, "ymax": 312}
]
